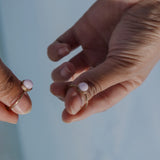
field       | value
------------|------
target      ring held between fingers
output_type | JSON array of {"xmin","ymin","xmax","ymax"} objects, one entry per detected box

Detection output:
[{"xmin": 0, "ymin": 60, "xmax": 33, "ymax": 115}]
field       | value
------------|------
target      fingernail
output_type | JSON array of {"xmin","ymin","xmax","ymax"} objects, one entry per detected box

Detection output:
[
  {"xmin": 58, "ymin": 47, "xmax": 69, "ymax": 56},
  {"xmin": 60, "ymin": 65, "xmax": 72, "ymax": 78},
  {"xmin": 69, "ymin": 91, "xmax": 82, "ymax": 115},
  {"xmin": 11, "ymin": 93, "xmax": 32, "ymax": 115}
]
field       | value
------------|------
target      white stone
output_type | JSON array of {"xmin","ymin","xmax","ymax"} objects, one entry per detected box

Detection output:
[
  {"xmin": 78, "ymin": 82, "xmax": 88, "ymax": 92},
  {"xmin": 23, "ymin": 79, "xmax": 33, "ymax": 90}
]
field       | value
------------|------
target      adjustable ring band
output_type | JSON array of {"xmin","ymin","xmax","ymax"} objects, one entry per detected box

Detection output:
[
  {"xmin": 10, "ymin": 92, "xmax": 25, "ymax": 109},
  {"xmin": 69, "ymin": 84, "xmax": 81, "ymax": 93},
  {"xmin": 69, "ymin": 82, "xmax": 89, "ymax": 108},
  {"xmin": 9, "ymin": 79, "xmax": 33, "ymax": 109},
  {"xmin": 84, "ymin": 94, "xmax": 88, "ymax": 108}
]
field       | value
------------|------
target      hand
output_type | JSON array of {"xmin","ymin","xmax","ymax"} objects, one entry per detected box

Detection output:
[
  {"xmin": 0, "ymin": 59, "xmax": 32, "ymax": 124},
  {"xmin": 48, "ymin": 0, "xmax": 160, "ymax": 123}
]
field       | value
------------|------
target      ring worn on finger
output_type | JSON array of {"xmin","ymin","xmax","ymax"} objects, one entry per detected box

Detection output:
[
  {"xmin": 9, "ymin": 80, "xmax": 33, "ymax": 109},
  {"xmin": 69, "ymin": 82, "xmax": 89, "ymax": 108}
]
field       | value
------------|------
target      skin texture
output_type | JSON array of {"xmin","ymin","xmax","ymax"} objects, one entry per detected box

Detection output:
[
  {"xmin": 0, "ymin": 59, "xmax": 32, "ymax": 124},
  {"xmin": 48, "ymin": 0, "xmax": 160, "ymax": 123}
]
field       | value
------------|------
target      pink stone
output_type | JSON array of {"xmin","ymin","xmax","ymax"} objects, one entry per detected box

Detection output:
[
  {"xmin": 23, "ymin": 79, "xmax": 33, "ymax": 90},
  {"xmin": 78, "ymin": 82, "xmax": 88, "ymax": 92}
]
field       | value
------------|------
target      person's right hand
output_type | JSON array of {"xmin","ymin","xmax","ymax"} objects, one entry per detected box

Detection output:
[
  {"xmin": 48, "ymin": 0, "xmax": 160, "ymax": 123},
  {"xmin": 0, "ymin": 59, "xmax": 32, "ymax": 124}
]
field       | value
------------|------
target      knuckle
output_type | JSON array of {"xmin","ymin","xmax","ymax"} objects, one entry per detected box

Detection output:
[
  {"xmin": 100, "ymin": 98, "xmax": 112, "ymax": 112},
  {"xmin": 95, "ymin": 93, "xmax": 112, "ymax": 112},
  {"xmin": 118, "ymin": 83, "xmax": 130, "ymax": 93},
  {"xmin": 124, "ymin": 1, "xmax": 160, "ymax": 44},
  {"xmin": 108, "ymin": 1, "xmax": 160, "ymax": 76},
  {"xmin": 0, "ymin": 61, "xmax": 21, "ymax": 105},
  {"xmin": 0, "ymin": 74, "xmax": 16, "ymax": 96},
  {"xmin": 104, "ymin": 96, "xmax": 113, "ymax": 108},
  {"xmin": 107, "ymin": 54, "xmax": 142, "ymax": 76},
  {"xmin": 82, "ymin": 76, "xmax": 103, "ymax": 99},
  {"xmin": 132, "ymin": 75, "xmax": 145, "ymax": 87}
]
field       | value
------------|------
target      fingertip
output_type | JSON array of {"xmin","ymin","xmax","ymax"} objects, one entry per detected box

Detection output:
[
  {"xmin": 62, "ymin": 109, "xmax": 73, "ymax": 123},
  {"xmin": 65, "ymin": 88, "xmax": 82, "ymax": 115},
  {"xmin": 47, "ymin": 42, "xmax": 70, "ymax": 61},
  {"xmin": 50, "ymin": 83, "xmax": 61, "ymax": 96},
  {"xmin": 51, "ymin": 62, "xmax": 75, "ymax": 82},
  {"xmin": 50, "ymin": 82, "xmax": 68, "ymax": 98}
]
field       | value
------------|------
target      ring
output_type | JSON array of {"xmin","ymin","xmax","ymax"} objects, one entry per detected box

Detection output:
[
  {"xmin": 10, "ymin": 92, "xmax": 25, "ymax": 109},
  {"xmin": 21, "ymin": 80, "xmax": 33, "ymax": 92},
  {"xmin": 69, "ymin": 82, "xmax": 89, "ymax": 108},
  {"xmin": 10, "ymin": 79, "xmax": 33, "ymax": 109}
]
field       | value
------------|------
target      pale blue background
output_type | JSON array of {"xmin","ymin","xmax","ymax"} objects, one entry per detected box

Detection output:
[{"xmin": 0, "ymin": 0, "xmax": 160, "ymax": 160}]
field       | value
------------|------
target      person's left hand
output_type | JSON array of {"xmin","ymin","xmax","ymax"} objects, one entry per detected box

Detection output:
[{"xmin": 0, "ymin": 60, "xmax": 32, "ymax": 124}]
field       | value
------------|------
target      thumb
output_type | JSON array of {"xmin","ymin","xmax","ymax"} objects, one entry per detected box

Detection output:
[
  {"xmin": 65, "ymin": 59, "xmax": 127, "ymax": 115},
  {"xmin": 0, "ymin": 59, "xmax": 32, "ymax": 115}
]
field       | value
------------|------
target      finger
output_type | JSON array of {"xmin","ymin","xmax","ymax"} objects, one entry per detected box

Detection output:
[
  {"xmin": 0, "ymin": 60, "xmax": 32, "ymax": 115},
  {"xmin": 64, "ymin": 60, "xmax": 128, "ymax": 115},
  {"xmin": 51, "ymin": 62, "xmax": 76, "ymax": 82},
  {"xmin": 69, "ymin": 49, "xmax": 106, "ymax": 72},
  {"xmin": 62, "ymin": 81, "xmax": 136, "ymax": 123},
  {"xmin": 50, "ymin": 82, "xmax": 70, "ymax": 101},
  {"xmin": 47, "ymin": 27, "xmax": 79, "ymax": 61},
  {"xmin": 52, "ymin": 50, "xmax": 106, "ymax": 82},
  {"xmin": 0, "ymin": 102, "xmax": 18, "ymax": 124},
  {"xmin": 51, "ymin": 50, "xmax": 90, "ymax": 82},
  {"xmin": 47, "ymin": 0, "xmax": 137, "ymax": 62}
]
